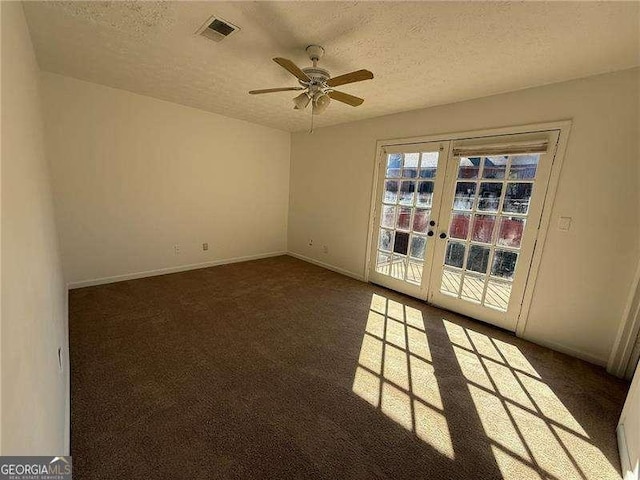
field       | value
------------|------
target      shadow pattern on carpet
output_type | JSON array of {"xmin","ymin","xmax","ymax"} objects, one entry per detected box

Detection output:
[{"xmin": 69, "ymin": 255, "xmax": 628, "ymax": 480}]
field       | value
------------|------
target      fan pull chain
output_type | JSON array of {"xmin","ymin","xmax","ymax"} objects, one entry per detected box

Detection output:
[{"xmin": 309, "ymin": 103, "xmax": 314, "ymax": 134}]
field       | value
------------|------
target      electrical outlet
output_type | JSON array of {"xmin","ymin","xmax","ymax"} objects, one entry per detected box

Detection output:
[
  {"xmin": 323, "ymin": 245, "xmax": 329, "ymax": 254},
  {"xmin": 174, "ymin": 244, "xmax": 180, "ymax": 255},
  {"xmin": 202, "ymin": 243, "xmax": 209, "ymax": 251},
  {"xmin": 308, "ymin": 239, "xmax": 313, "ymax": 247}
]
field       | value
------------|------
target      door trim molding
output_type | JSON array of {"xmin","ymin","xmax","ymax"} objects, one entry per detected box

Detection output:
[
  {"xmin": 373, "ymin": 120, "xmax": 573, "ymax": 150},
  {"xmin": 515, "ymin": 122, "xmax": 572, "ymax": 336},
  {"xmin": 616, "ymin": 424, "xmax": 632, "ymax": 480},
  {"xmin": 363, "ymin": 120, "xmax": 573, "ymax": 337},
  {"xmin": 608, "ymin": 259, "xmax": 640, "ymax": 379}
]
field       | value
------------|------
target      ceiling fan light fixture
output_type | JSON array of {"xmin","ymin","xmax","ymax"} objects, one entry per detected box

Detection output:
[
  {"xmin": 248, "ymin": 45, "xmax": 373, "ymax": 127},
  {"xmin": 313, "ymin": 93, "xmax": 331, "ymax": 115},
  {"xmin": 293, "ymin": 92, "xmax": 311, "ymax": 110}
]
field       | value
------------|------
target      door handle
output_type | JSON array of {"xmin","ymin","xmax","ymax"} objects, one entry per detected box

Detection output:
[{"xmin": 439, "ymin": 232, "xmax": 447, "ymax": 239}]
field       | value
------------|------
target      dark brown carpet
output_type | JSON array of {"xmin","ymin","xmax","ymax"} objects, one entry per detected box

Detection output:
[{"xmin": 69, "ymin": 255, "xmax": 628, "ymax": 480}]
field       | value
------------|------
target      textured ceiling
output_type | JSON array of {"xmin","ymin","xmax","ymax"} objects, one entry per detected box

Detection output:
[{"xmin": 24, "ymin": 1, "xmax": 640, "ymax": 132}]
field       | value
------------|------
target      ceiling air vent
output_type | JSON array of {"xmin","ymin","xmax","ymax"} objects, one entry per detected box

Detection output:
[{"xmin": 196, "ymin": 16, "xmax": 239, "ymax": 43}]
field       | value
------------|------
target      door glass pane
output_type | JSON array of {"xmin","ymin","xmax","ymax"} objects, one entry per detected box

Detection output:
[
  {"xmin": 504, "ymin": 183, "xmax": 533, "ymax": 214},
  {"xmin": 407, "ymin": 261, "xmax": 423, "ymax": 285},
  {"xmin": 482, "ymin": 156, "xmax": 508, "ymax": 179},
  {"xmin": 497, "ymin": 217, "xmax": 525, "ymax": 248},
  {"xmin": 441, "ymin": 269, "xmax": 462, "ymax": 296},
  {"xmin": 375, "ymin": 148, "xmax": 441, "ymax": 286},
  {"xmin": 445, "ymin": 242, "xmax": 465, "ymax": 268},
  {"xmin": 393, "ymin": 231, "xmax": 410, "ymax": 255},
  {"xmin": 410, "ymin": 236, "xmax": 427, "ymax": 259},
  {"xmin": 379, "ymin": 229, "xmax": 393, "ymax": 252},
  {"xmin": 376, "ymin": 252, "xmax": 391, "ymax": 275},
  {"xmin": 477, "ymin": 183, "xmax": 502, "ymax": 212},
  {"xmin": 386, "ymin": 153, "xmax": 402, "ymax": 178},
  {"xmin": 412, "ymin": 209, "xmax": 430, "ymax": 233},
  {"xmin": 467, "ymin": 245, "xmax": 490, "ymax": 273},
  {"xmin": 391, "ymin": 255, "xmax": 406, "ymax": 280},
  {"xmin": 439, "ymin": 151, "xmax": 542, "ymax": 311},
  {"xmin": 387, "ymin": 154, "xmax": 402, "ymax": 167},
  {"xmin": 419, "ymin": 152, "xmax": 438, "ymax": 178},
  {"xmin": 453, "ymin": 182, "xmax": 476, "ymax": 210},
  {"xmin": 403, "ymin": 153, "xmax": 419, "ymax": 178},
  {"xmin": 471, "ymin": 215, "xmax": 496, "ymax": 243},
  {"xmin": 458, "ymin": 158, "xmax": 480, "ymax": 179},
  {"xmin": 416, "ymin": 181, "xmax": 434, "ymax": 207},
  {"xmin": 491, "ymin": 250, "xmax": 518, "ymax": 280},
  {"xmin": 461, "ymin": 274, "xmax": 484, "ymax": 303},
  {"xmin": 396, "ymin": 206, "xmax": 412, "ymax": 230},
  {"xmin": 403, "ymin": 168, "xmax": 418, "ymax": 178},
  {"xmin": 449, "ymin": 213, "xmax": 470, "ymax": 240},
  {"xmin": 404, "ymin": 153, "xmax": 419, "ymax": 167},
  {"xmin": 509, "ymin": 155, "xmax": 538, "ymax": 179},
  {"xmin": 399, "ymin": 181, "xmax": 416, "ymax": 205},
  {"xmin": 484, "ymin": 279, "xmax": 512, "ymax": 311},
  {"xmin": 381, "ymin": 205, "xmax": 396, "ymax": 228},
  {"xmin": 384, "ymin": 180, "xmax": 399, "ymax": 203}
]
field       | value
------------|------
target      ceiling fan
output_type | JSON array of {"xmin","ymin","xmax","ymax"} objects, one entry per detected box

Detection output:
[{"xmin": 249, "ymin": 45, "xmax": 374, "ymax": 116}]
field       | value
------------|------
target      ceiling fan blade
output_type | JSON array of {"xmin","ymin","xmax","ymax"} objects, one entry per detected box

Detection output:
[
  {"xmin": 249, "ymin": 87, "xmax": 305, "ymax": 94},
  {"xmin": 273, "ymin": 58, "xmax": 311, "ymax": 82},
  {"xmin": 326, "ymin": 69, "xmax": 373, "ymax": 88},
  {"xmin": 328, "ymin": 90, "xmax": 364, "ymax": 107}
]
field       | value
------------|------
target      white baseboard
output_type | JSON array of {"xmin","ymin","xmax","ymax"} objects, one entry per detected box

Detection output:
[
  {"xmin": 520, "ymin": 335, "xmax": 608, "ymax": 366},
  {"xmin": 67, "ymin": 251, "xmax": 286, "ymax": 289},
  {"xmin": 70, "ymin": 250, "xmax": 610, "ymax": 369},
  {"xmin": 285, "ymin": 252, "xmax": 608, "ymax": 366},
  {"xmin": 287, "ymin": 251, "xmax": 365, "ymax": 281}
]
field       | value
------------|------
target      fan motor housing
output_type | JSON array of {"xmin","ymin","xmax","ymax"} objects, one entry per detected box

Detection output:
[{"xmin": 300, "ymin": 67, "xmax": 330, "ymax": 87}]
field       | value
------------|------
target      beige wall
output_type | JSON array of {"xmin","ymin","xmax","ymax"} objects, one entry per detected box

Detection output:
[
  {"xmin": 289, "ymin": 68, "xmax": 640, "ymax": 365},
  {"xmin": 40, "ymin": 73, "xmax": 291, "ymax": 287},
  {"xmin": 1, "ymin": 2, "xmax": 69, "ymax": 454}
]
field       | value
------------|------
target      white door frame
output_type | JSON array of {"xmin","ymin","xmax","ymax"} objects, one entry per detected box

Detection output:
[
  {"xmin": 608, "ymin": 259, "xmax": 640, "ymax": 379},
  {"xmin": 363, "ymin": 120, "xmax": 572, "ymax": 336}
]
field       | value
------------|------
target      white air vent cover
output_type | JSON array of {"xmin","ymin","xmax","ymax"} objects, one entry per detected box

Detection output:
[{"xmin": 196, "ymin": 15, "xmax": 239, "ymax": 42}]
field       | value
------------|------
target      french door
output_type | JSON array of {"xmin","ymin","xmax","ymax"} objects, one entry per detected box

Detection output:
[
  {"xmin": 369, "ymin": 130, "xmax": 560, "ymax": 331},
  {"xmin": 368, "ymin": 141, "xmax": 450, "ymax": 299}
]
